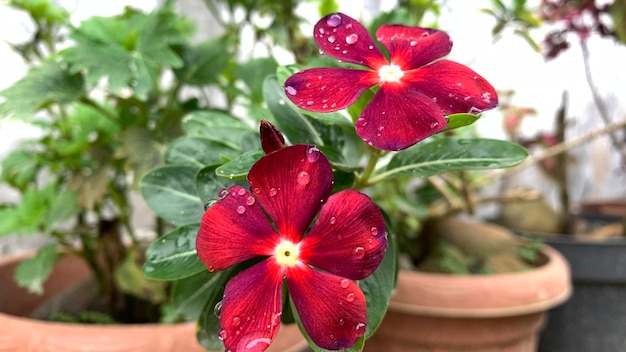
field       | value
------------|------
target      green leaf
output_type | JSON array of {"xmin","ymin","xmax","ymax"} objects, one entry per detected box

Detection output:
[
  {"xmin": 234, "ymin": 57, "xmax": 278, "ymax": 105},
  {"xmin": 1, "ymin": 149, "xmax": 41, "ymax": 190},
  {"xmin": 171, "ymin": 270, "xmax": 224, "ymax": 321},
  {"xmin": 263, "ymin": 76, "xmax": 324, "ymax": 145},
  {"xmin": 165, "ymin": 137, "xmax": 238, "ymax": 168},
  {"xmin": 45, "ymin": 190, "xmax": 79, "ymax": 232},
  {"xmin": 173, "ymin": 36, "xmax": 234, "ymax": 86},
  {"xmin": 143, "ymin": 224, "xmax": 206, "ymax": 280},
  {"xmin": 361, "ymin": 233, "xmax": 396, "ymax": 339},
  {"xmin": 443, "ymin": 113, "xmax": 481, "ymax": 132},
  {"xmin": 196, "ymin": 165, "xmax": 245, "ymax": 203},
  {"xmin": 215, "ymin": 148, "xmax": 264, "ymax": 180},
  {"xmin": 14, "ymin": 244, "xmax": 59, "ymax": 294},
  {"xmin": 318, "ymin": 0, "xmax": 340, "ymax": 16},
  {"xmin": 181, "ymin": 110, "xmax": 256, "ymax": 149},
  {"xmin": 0, "ymin": 60, "xmax": 84, "ymax": 119},
  {"xmin": 0, "ymin": 208, "xmax": 21, "ymax": 237},
  {"xmin": 116, "ymin": 247, "xmax": 168, "ymax": 303},
  {"xmin": 347, "ymin": 88, "xmax": 375, "ymax": 123},
  {"xmin": 140, "ymin": 165, "xmax": 204, "ymax": 226},
  {"xmin": 373, "ymin": 138, "xmax": 529, "ymax": 182},
  {"xmin": 196, "ymin": 268, "xmax": 236, "ymax": 350},
  {"xmin": 114, "ymin": 127, "xmax": 163, "ymax": 183}
]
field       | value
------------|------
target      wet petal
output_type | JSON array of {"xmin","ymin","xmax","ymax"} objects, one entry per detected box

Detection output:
[
  {"xmin": 260, "ymin": 120, "xmax": 285, "ymax": 154},
  {"xmin": 248, "ymin": 145, "xmax": 333, "ymax": 243},
  {"xmin": 196, "ymin": 185, "xmax": 279, "ymax": 271},
  {"xmin": 355, "ymin": 84, "xmax": 447, "ymax": 151},
  {"xmin": 284, "ymin": 67, "xmax": 378, "ymax": 112},
  {"xmin": 405, "ymin": 60, "xmax": 499, "ymax": 115},
  {"xmin": 220, "ymin": 260, "xmax": 284, "ymax": 352},
  {"xmin": 300, "ymin": 190, "xmax": 387, "ymax": 280},
  {"xmin": 376, "ymin": 25, "xmax": 452, "ymax": 70},
  {"xmin": 287, "ymin": 265, "xmax": 367, "ymax": 350},
  {"xmin": 314, "ymin": 12, "xmax": 387, "ymax": 68}
]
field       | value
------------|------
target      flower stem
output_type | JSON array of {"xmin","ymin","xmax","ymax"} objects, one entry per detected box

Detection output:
[{"xmin": 354, "ymin": 147, "xmax": 385, "ymax": 189}]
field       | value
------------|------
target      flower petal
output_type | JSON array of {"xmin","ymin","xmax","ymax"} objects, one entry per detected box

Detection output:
[
  {"xmin": 284, "ymin": 67, "xmax": 378, "ymax": 112},
  {"xmin": 405, "ymin": 60, "xmax": 499, "ymax": 115},
  {"xmin": 260, "ymin": 120, "xmax": 285, "ymax": 154},
  {"xmin": 300, "ymin": 189, "xmax": 387, "ymax": 280},
  {"xmin": 220, "ymin": 260, "xmax": 284, "ymax": 352},
  {"xmin": 287, "ymin": 264, "xmax": 367, "ymax": 350},
  {"xmin": 313, "ymin": 12, "xmax": 387, "ymax": 68},
  {"xmin": 248, "ymin": 144, "xmax": 333, "ymax": 242},
  {"xmin": 355, "ymin": 84, "xmax": 447, "ymax": 151},
  {"xmin": 196, "ymin": 185, "xmax": 279, "ymax": 271},
  {"xmin": 376, "ymin": 25, "xmax": 452, "ymax": 70}
]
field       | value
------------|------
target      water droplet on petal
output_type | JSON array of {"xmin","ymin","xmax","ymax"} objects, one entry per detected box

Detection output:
[
  {"xmin": 253, "ymin": 187, "xmax": 261, "ymax": 194},
  {"xmin": 237, "ymin": 188, "xmax": 246, "ymax": 196},
  {"xmin": 353, "ymin": 246, "xmax": 365, "ymax": 258},
  {"xmin": 214, "ymin": 301, "xmax": 223, "ymax": 317},
  {"xmin": 340, "ymin": 279, "xmax": 350, "ymax": 289},
  {"xmin": 271, "ymin": 312, "xmax": 282, "ymax": 326},
  {"xmin": 285, "ymin": 86, "xmax": 297, "ymax": 96},
  {"xmin": 246, "ymin": 196, "xmax": 256, "ymax": 206},
  {"xmin": 346, "ymin": 292, "xmax": 355, "ymax": 302},
  {"xmin": 236, "ymin": 205, "xmax": 246, "ymax": 214},
  {"xmin": 306, "ymin": 146, "xmax": 320, "ymax": 162},
  {"xmin": 318, "ymin": 28, "xmax": 325, "ymax": 34},
  {"xmin": 346, "ymin": 33, "xmax": 358, "ymax": 45},
  {"xmin": 370, "ymin": 227, "xmax": 379, "ymax": 236},
  {"xmin": 219, "ymin": 189, "xmax": 229, "ymax": 198},
  {"xmin": 232, "ymin": 316, "xmax": 241, "ymax": 327},
  {"xmin": 297, "ymin": 171, "xmax": 311, "ymax": 185},
  {"xmin": 269, "ymin": 188, "xmax": 278, "ymax": 197},
  {"xmin": 306, "ymin": 100, "xmax": 314, "ymax": 106},
  {"xmin": 218, "ymin": 329, "xmax": 227, "ymax": 341},
  {"xmin": 430, "ymin": 121, "xmax": 439, "ymax": 129},
  {"xmin": 356, "ymin": 322, "xmax": 366, "ymax": 331},
  {"xmin": 410, "ymin": 40, "xmax": 418, "ymax": 46},
  {"xmin": 327, "ymin": 35, "xmax": 336, "ymax": 43},
  {"xmin": 326, "ymin": 14, "xmax": 342, "ymax": 27},
  {"xmin": 208, "ymin": 265, "xmax": 215, "ymax": 272},
  {"xmin": 330, "ymin": 216, "xmax": 336, "ymax": 224}
]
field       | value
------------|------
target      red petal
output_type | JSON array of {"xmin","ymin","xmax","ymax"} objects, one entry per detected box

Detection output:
[
  {"xmin": 355, "ymin": 84, "xmax": 447, "ymax": 151},
  {"xmin": 300, "ymin": 190, "xmax": 387, "ymax": 280},
  {"xmin": 196, "ymin": 185, "xmax": 280, "ymax": 271},
  {"xmin": 284, "ymin": 67, "xmax": 378, "ymax": 112},
  {"xmin": 313, "ymin": 12, "xmax": 387, "ymax": 68},
  {"xmin": 287, "ymin": 265, "xmax": 367, "ymax": 350},
  {"xmin": 405, "ymin": 60, "xmax": 499, "ymax": 115},
  {"xmin": 376, "ymin": 25, "xmax": 452, "ymax": 70},
  {"xmin": 220, "ymin": 260, "xmax": 284, "ymax": 352},
  {"xmin": 248, "ymin": 145, "xmax": 333, "ymax": 243}
]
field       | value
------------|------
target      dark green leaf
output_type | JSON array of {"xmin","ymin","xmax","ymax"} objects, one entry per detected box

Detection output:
[
  {"xmin": 143, "ymin": 224, "xmax": 206, "ymax": 280},
  {"xmin": 164, "ymin": 137, "xmax": 238, "ymax": 168},
  {"xmin": 197, "ymin": 268, "xmax": 236, "ymax": 350},
  {"xmin": 170, "ymin": 270, "xmax": 223, "ymax": 321},
  {"xmin": 373, "ymin": 138, "xmax": 529, "ymax": 182},
  {"xmin": 174, "ymin": 36, "xmax": 234, "ymax": 86},
  {"xmin": 215, "ymin": 148, "xmax": 264, "ymax": 180},
  {"xmin": 0, "ymin": 60, "xmax": 84, "ymax": 119},
  {"xmin": 15, "ymin": 244, "xmax": 59, "ymax": 294},
  {"xmin": 263, "ymin": 76, "xmax": 323, "ymax": 145},
  {"xmin": 234, "ymin": 57, "xmax": 278, "ymax": 105},
  {"xmin": 181, "ymin": 110, "xmax": 256, "ymax": 149},
  {"xmin": 196, "ymin": 165, "xmax": 246, "ymax": 203},
  {"xmin": 140, "ymin": 165, "xmax": 204, "ymax": 225}
]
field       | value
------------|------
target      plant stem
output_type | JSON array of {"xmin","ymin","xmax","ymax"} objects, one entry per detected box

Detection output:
[{"xmin": 354, "ymin": 148, "xmax": 382, "ymax": 189}]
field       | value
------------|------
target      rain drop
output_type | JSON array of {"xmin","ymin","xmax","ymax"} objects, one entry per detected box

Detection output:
[
  {"xmin": 340, "ymin": 279, "xmax": 350, "ymax": 289},
  {"xmin": 318, "ymin": 28, "xmax": 325, "ymax": 34},
  {"xmin": 218, "ymin": 329, "xmax": 227, "ymax": 341},
  {"xmin": 214, "ymin": 301, "xmax": 223, "ymax": 317},
  {"xmin": 346, "ymin": 33, "xmax": 358, "ymax": 45},
  {"xmin": 346, "ymin": 292, "xmax": 355, "ymax": 302},
  {"xmin": 326, "ymin": 14, "xmax": 342, "ymax": 27},
  {"xmin": 410, "ymin": 40, "xmax": 418, "ymax": 46},
  {"xmin": 253, "ymin": 187, "xmax": 261, "ymax": 194},
  {"xmin": 285, "ymin": 86, "xmax": 297, "ymax": 96},
  {"xmin": 306, "ymin": 146, "xmax": 321, "ymax": 162},
  {"xmin": 237, "ymin": 188, "xmax": 246, "ymax": 196},
  {"xmin": 246, "ymin": 196, "xmax": 256, "ymax": 206},
  {"xmin": 370, "ymin": 227, "xmax": 379, "ymax": 236},
  {"xmin": 271, "ymin": 312, "xmax": 282, "ymax": 326},
  {"xmin": 431, "ymin": 121, "xmax": 439, "ymax": 129},
  {"xmin": 356, "ymin": 322, "xmax": 366, "ymax": 331},
  {"xmin": 269, "ymin": 188, "xmax": 278, "ymax": 196},
  {"xmin": 232, "ymin": 316, "xmax": 241, "ymax": 327},
  {"xmin": 306, "ymin": 100, "xmax": 314, "ymax": 106},
  {"xmin": 297, "ymin": 171, "xmax": 311, "ymax": 185},
  {"xmin": 237, "ymin": 205, "xmax": 246, "ymax": 214},
  {"xmin": 204, "ymin": 200, "xmax": 217, "ymax": 210},
  {"xmin": 353, "ymin": 246, "xmax": 365, "ymax": 258},
  {"xmin": 208, "ymin": 265, "xmax": 215, "ymax": 272},
  {"xmin": 330, "ymin": 216, "xmax": 336, "ymax": 224},
  {"xmin": 327, "ymin": 35, "xmax": 336, "ymax": 43}
]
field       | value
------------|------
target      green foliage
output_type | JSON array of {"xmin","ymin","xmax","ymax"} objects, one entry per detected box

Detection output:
[{"xmin": 14, "ymin": 244, "xmax": 59, "ymax": 294}]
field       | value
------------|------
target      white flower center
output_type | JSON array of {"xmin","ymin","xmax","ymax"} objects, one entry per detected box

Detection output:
[
  {"xmin": 274, "ymin": 240, "xmax": 300, "ymax": 266},
  {"xmin": 378, "ymin": 64, "xmax": 404, "ymax": 82}
]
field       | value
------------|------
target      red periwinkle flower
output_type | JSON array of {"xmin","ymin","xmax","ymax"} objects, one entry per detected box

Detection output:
[
  {"xmin": 196, "ymin": 144, "xmax": 388, "ymax": 351},
  {"xmin": 283, "ymin": 12, "xmax": 498, "ymax": 151}
]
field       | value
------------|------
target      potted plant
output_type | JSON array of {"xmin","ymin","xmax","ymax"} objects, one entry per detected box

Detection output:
[
  {"xmin": 0, "ymin": 0, "xmax": 309, "ymax": 350},
  {"xmin": 137, "ymin": 7, "xmax": 570, "ymax": 352}
]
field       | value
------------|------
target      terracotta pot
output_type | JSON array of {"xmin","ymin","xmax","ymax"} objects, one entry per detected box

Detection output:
[
  {"xmin": 0, "ymin": 252, "xmax": 306, "ymax": 352},
  {"xmin": 364, "ymin": 246, "xmax": 571, "ymax": 352}
]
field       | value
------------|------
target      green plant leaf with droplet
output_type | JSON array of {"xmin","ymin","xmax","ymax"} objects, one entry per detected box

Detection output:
[
  {"xmin": 143, "ymin": 223, "xmax": 205, "ymax": 280},
  {"xmin": 196, "ymin": 165, "xmax": 246, "ymax": 204},
  {"xmin": 197, "ymin": 267, "xmax": 237, "ymax": 351},
  {"xmin": 215, "ymin": 148, "xmax": 265, "ymax": 181},
  {"xmin": 372, "ymin": 138, "xmax": 529, "ymax": 183},
  {"xmin": 140, "ymin": 165, "xmax": 204, "ymax": 226}
]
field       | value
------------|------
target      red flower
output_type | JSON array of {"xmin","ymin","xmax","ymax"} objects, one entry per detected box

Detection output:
[
  {"xmin": 283, "ymin": 12, "xmax": 498, "ymax": 151},
  {"xmin": 196, "ymin": 144, "xmax": 388, "ymax": 351}
]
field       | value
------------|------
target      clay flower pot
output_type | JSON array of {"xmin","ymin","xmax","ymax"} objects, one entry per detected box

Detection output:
[
  {"xmin": 0, "ymin": 252, "xmax": 306, "ymax": 352},
  {"xmin": 364, "ymin": 246, "xmax": 571, "ymax": 352}
]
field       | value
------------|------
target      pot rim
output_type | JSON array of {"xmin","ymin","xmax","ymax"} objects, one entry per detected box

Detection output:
[{"xmin": 389, "ymin": 245, "xmax": 572, "ymax": 318}]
